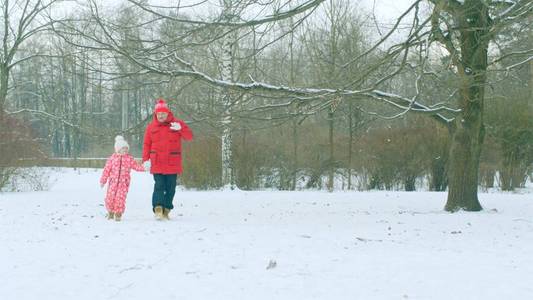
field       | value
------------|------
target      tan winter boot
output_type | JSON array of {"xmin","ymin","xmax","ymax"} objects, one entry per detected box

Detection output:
[
  {"xmin": 106, "ymin": 211, "xmax": 114, "ymax": 220},
  {"xmin": 114, "ymin": 212, "xmax": 122, "ymax": 222},
  {"xmin": 154, "ymin": 206, "xmax": 164, "ymax": 220},
  {"xmin": 163, "ymin": 208, "xmax": 171, "ymax": 220}
]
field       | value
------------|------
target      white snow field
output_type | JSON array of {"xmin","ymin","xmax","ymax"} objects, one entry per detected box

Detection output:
[{"xmin": 1, "ymin": 168, "xmax": 533, "ymax": 300}]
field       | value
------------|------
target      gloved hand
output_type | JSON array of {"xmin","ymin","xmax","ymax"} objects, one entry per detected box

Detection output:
[
  {"xmin": 143, "ymin": 160, "xmax": 151, "ymax": 170},
  {"xmin": 170, "ymin": 122, "xmax": 181, "ymax": 131}
]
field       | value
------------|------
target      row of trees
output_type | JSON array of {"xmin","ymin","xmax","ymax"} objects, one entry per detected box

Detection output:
[{"xmin": 1, "ymin": 0, "xmax": 532, "ymax": 211}]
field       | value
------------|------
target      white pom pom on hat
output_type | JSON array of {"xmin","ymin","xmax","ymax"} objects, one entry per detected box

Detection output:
[
  {"xmin": 114, "ymin": 135, "xmax": 130, "ymax": 152},
  {"xmin": 154, "ymin": 98, "xmax": 170, "ymax": 113}
]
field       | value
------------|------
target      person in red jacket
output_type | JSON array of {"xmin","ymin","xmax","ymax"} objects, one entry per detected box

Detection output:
[{"xmin": 142, "ymin": 99, "xmax": 193, "ymax": 220}]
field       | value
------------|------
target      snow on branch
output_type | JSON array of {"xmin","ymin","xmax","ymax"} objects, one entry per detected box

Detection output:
[
  {"xmin": 493, "ymin": 0, "xmax": 533, "ymax": 24},
  {"xmin": 54, "ymin": 0, "xmax": 459, "ymax": 126},
  {"xmin": 156, "ymin": 65, "xmax": 459, "ymax": 124},
  {"xmin": 108, "ymin": 40, "xmax": 458, "ymax": 124},
  {"xmin": 126, "ymin": 0, "xmax": 326, "ymax": 28},
  {"xmin": 490, "ymin": 48, "xmax": 533, "ymax": 70},
  {"xmin": 5, "ymin": 108, "xmax": 81, "ymax": 129},
  {"xmin": 503, "ymin": 55, "xmax": 533, "ymax": 71}
]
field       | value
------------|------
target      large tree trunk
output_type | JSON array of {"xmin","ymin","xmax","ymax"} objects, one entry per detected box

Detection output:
[
  {"xmin": 445, "ymin": 1, "xmax": 489, "ymax": 212},
  {"xmin": 446, "ymin": 114, "xmax": 484, "ymax": 211}
]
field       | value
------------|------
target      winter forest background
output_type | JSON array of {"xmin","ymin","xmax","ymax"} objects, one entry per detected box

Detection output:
[{"xmin": 1, "ymin": 0, "xmax": 532, "ymax": 210}]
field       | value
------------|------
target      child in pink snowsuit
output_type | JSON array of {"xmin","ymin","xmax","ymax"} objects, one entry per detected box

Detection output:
[{"xmin": 100, "ymin": 136, "xmax": 145, "ymax": 221}]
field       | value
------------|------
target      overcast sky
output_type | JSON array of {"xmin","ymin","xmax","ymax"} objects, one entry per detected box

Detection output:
[
  {"xmin": 58, "ymin": 0, "xmax": 417, "ymax": 22},
  {"xmin": 51, "ymin": 0, "xmax": 419, "ymax": 43}
]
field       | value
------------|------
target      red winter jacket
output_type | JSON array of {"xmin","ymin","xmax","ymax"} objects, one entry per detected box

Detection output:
[{"xmin": 142, "ymin": 112, "xmax": 193, "ymax": 174}]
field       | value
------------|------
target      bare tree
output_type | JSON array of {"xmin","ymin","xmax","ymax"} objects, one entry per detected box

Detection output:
[
  {"xmin": 219, "ymin": 0, "xmax": 239, "ymax": 189},
  {"xmin": 52, "ymin": 0, "xmax": 327, "ymax": 185},
  {"xmin": 48, "ymin": 0, "xmax": 533, "ymax": 211},
  {"xmin": 425, "ymin": 0, "xmax": 533, "ymax": 211},
  {"xmin": 0, "ymin": 0, "xmax": 63, "ymax": 120}
]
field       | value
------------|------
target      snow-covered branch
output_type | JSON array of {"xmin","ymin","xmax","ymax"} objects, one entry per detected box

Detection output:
[
  {"xmin": 126, "ymin": 0, "xmax": 326, "ymax": 28},
  {"xmin": 6, "ymin": 108, "xmax": 81, "ymax": 129},
  {"xmin": 490, "ymin": 48, "xmax": 533, "ymax": 67},
  {"xmin": 491, "ymin": 0, "xmax": 533, "ymax": 35},
  {"xmin": 52, "ymin": 0, "xmax": 461, "ymax": 127}
]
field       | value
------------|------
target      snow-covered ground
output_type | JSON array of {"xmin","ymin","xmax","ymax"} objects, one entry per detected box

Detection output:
[{"xmin": 1, "ymin": 168, "xmax": 533, "ymax": 299}]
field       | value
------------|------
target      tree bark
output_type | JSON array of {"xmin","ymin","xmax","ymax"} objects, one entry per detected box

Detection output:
[
  {"xmin": 289, "ymin": 24, "xmax": 298, "ymax": 191},
  {"xmin": 292, "ymin": 119, "xmax": 298, "ymax": 190},
  {"xmin": 327, "ymin": 108, "xmax": 334, "ymax": 192},
  {"xmin": 446, "ymin": 113, "xmax": 484, "ymax": 211},
  {"xmin": 445, "ymin": 0, "xmax": 489, "ymax": 212},
  {"xmin": 0, "ymin": 65, "xmax": 8, "ymax": 121},
  {"xmin": 347, "ymin": 102, "xmax": 354, "ymax": 190},
  {"xmin": 430, "ymin": 156, "xmax": 447, "ymax": 191},
  {"xmin": 404, "ymin": 176, "xmax": 416, "ymax": 192},
  {"xmin": 220, "ymin": 0, "xmax": 236, "ymax": 189}
]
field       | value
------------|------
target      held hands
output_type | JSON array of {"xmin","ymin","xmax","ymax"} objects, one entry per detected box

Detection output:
[
  {"xmin": 170, "ymin": 122, "xmax": 181, "ymax": 131},
  {"xmin": 143, "ymin": 160, "xmax": 151, "ymax": 171}
]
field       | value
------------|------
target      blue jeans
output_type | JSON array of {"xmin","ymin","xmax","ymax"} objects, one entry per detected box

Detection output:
[{"xmin": 152, "ymin": 174, "xmax": 177, "ymax": 210}]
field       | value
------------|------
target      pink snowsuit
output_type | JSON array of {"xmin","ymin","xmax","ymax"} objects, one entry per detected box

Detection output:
[{"xmin": 100, "ymin": 153, "xmax": 145, "ymax": 214}]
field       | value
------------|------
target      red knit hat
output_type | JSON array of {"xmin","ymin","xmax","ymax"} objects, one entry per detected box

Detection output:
[{"xmin": 154, "ymin": 98, "xmax": 170, "ymax": 113}]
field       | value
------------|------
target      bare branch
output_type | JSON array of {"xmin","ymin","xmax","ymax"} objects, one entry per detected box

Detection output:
[{"xmin": 126, "ymin": 0, "xmax": 325, "ymax": 27}]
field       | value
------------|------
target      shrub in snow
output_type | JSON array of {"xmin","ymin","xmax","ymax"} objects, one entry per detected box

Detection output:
[
  {"xmin": 0, "ymin": 116, "xmax": 47, "ymax": 191},
  {"xmin": 2, "ymin": 167, "xmax": 53, "ymax": 192}
]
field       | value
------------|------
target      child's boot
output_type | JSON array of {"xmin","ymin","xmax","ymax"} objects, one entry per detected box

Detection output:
[
  {"xmin": 163, "ymin": 208, "xmax": 171, "ymax": 220},
  {"xmin": 114, "ymin": 212, "xmax": 122, "ymax": 222},
  {"xmin": 154, "ymin": 206, "xmax": 164, "ymax": 220},
  {"xmin": 106, "ymin": 211, "xmax": 114, "ymax": 220}
]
